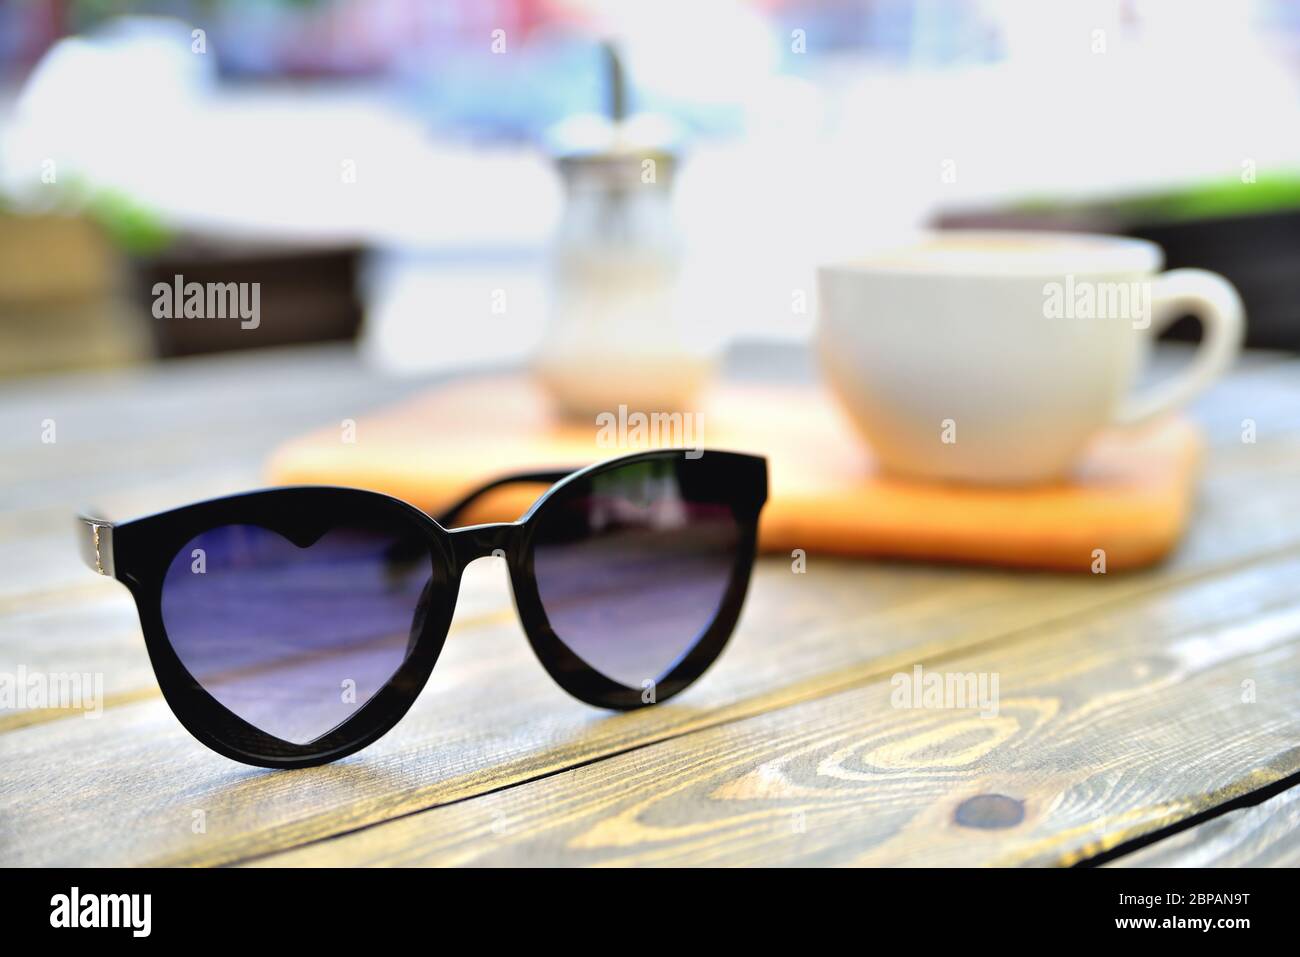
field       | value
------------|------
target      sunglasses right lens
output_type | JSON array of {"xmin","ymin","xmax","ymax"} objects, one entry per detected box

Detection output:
[{"xmin": 530, "ymin": 457, "xmax": 743, "ymax": 690}]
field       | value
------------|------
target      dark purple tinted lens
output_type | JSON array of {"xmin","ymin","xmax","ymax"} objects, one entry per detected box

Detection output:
[
  {"xmin": 160, "ymin": 522, "xmax": 433, "ymax": 744},
  {"xmin": 531, "ymin": 459, "xmax": 740, "ymax": 688}
]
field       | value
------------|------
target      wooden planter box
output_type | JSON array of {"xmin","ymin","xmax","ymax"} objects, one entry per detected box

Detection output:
[
  {"xmin": 130, "ymin": 241, "xmax": 364, "ymax": 358},
  {"xmin": 0, "ymin": 212, "xmax": 150, "ymax": 377}
]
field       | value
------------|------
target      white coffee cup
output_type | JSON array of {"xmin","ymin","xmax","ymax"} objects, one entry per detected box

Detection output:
[{"xmin": 816, "ymin": 230, "xmax": 1245, "ymax": 484}]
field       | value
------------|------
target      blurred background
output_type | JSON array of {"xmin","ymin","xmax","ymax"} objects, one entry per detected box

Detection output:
[{"xmin": 1, "ymin": 0, "xmax": 1298, "ymax": 381}]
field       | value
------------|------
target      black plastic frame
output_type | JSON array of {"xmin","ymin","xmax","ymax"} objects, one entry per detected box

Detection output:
[{"xmin": 78, "ymin": 449, "xmax": 767, "ymax": 768}]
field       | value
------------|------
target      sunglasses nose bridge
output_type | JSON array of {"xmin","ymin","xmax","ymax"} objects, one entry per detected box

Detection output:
[{"xmin": 449, "ymin": 522, "xmax": 521, "ymax": 572}]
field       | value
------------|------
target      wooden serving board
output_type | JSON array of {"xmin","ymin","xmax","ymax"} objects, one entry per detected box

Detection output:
[{"xmin": 266, "ymin": 374, "xmax": 1203, "ymax": 572}]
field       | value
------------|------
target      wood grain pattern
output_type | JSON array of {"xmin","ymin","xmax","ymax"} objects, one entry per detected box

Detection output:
[
  {"xmin": 248, "ymin": 550, "xmax": 1300, "ymax": 867},
  {"xmin": 1107, "ymin": 784, "xmax": 1300, "ymax": 867},
  {"xmin": 1, "ymin": 345, "xmax": 1298, "ymax": 867}
]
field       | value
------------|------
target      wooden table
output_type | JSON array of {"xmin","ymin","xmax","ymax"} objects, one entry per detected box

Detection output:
[{"xmin": 2, "ymin": 344, "xmax": 1298, "ymax": 867}]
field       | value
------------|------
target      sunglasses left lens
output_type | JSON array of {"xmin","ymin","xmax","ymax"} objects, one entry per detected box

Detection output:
[{"xmin": 159, "ymin": 521, "xmax": 434, "ymax": 745}]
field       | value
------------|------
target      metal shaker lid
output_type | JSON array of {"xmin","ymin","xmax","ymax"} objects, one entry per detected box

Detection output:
[{"xmin": 544, "ymin": 41, "xmax": 681, "ymax": 179}]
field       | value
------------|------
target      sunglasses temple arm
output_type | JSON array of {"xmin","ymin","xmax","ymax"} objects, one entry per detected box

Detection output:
[
  {"xmin": 435, "ymin": 470, "xmax": 573, "ymax": 528},
  {"xmin": 75, "ymin": 510, "xmax": 116, "ymax": 577}
]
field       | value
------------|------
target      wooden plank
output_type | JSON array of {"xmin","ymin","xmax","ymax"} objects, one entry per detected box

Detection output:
[
  {"xmin": 250, "ymin": 551, "xmax": 1300, "ymax": 867},
  {"xmin": 0, "ymin": 345, "xmax": 427, "ymax": 515},
  {"xmin": 1106, "ymin": 785, "xmax": 1300, "ymax": 867},
  {"xmin": 1184, "ymin": 352, "xmax": 1300, "ymax": 446}
]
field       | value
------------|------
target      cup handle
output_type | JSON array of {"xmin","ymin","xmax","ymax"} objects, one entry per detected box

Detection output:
[{"xmin": 1114, "ymin": 268, "xmax": 1246, "ymax": 427}]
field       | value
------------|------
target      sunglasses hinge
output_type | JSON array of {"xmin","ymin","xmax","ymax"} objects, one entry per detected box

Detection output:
[{"xmin": 76, "ymin": 514, "xmax": 115, "ymax": 577}]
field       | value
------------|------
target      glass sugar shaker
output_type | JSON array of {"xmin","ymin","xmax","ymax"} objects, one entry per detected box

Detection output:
[{"xmin": 533, "ymin": 44, "xmax": 714, "ymax": 421}]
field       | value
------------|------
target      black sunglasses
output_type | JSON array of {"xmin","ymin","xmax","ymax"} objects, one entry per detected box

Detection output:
[{"xmin": 78, "ymin": 449, "xmax": 767, "ymax": 768}]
